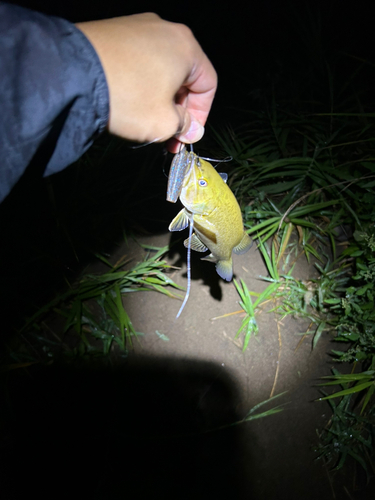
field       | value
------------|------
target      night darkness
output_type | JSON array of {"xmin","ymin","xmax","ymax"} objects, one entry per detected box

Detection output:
[
  {"xmin": 1, "ymin": 2, "xmax": 375, "ymax": 499},
  {"xmin": 4, "ymin": 0, "xmax": 375, "ymax": 112}
]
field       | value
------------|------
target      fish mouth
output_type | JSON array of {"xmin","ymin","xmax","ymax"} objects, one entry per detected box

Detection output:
[{"xmin": 182, "ymin": 155, "xmax": 202, "ymax": 187}]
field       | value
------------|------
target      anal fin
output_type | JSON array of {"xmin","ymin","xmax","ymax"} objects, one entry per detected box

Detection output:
[
  {"xmin": 200, "ymin": 253, "xmax": 216, "ymax": 263},
  {"xmin": 184, "ymin": 233, "xmax": 208, "ymax": 252}
]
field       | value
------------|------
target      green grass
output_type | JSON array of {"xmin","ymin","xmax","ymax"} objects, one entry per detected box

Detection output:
[
  {"xmin": 1, "ymin": 244, "xmax": 183, "ymax": 365},
  {"xmin": 0, "ymin": 132, "xmax": 178, "ymax": 365},
  {"xmin": 210, "ymin": 46, "xmax": 375, "ymax": 480}
]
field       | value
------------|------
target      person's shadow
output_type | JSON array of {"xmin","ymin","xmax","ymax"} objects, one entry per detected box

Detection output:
[{"xmin": 2, "ymin": 355, "xmax": 254, "ymax": 500}]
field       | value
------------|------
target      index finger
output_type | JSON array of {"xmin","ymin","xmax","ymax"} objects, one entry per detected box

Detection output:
[
  {"xmin": 167, "ymin": 56, "xmax": 217, "ymax": 153},
  {"xmin": 183, "ymin": 54, "xmax": 218, "ymax": 126}
]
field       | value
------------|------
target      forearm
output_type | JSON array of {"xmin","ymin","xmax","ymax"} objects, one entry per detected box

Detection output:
[{"xmin": 0, "ymin": 2, "xmax": 109, "ymax": 203}]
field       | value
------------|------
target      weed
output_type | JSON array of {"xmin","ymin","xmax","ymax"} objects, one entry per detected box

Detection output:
[
  {"xmin": 212, "ymin": 56, "xmax": 375, "ymax": 479},
  {"xmin": 2, "ymin": 245, "xmax": 183, "ymax": 365}
]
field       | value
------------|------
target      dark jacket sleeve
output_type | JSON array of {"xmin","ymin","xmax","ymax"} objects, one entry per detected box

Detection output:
[{"xmin": 0, "ymin": 2, "xmax": 109, "ymax": 203}]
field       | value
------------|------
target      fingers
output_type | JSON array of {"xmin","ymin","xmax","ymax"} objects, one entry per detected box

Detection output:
[
  {"xmin": 76, "ymin": 13, "xmax": 217, "ymax": 149},
  {"xmin": 168, "ymin": 47, "xmax": 217, "ymax": 151}
]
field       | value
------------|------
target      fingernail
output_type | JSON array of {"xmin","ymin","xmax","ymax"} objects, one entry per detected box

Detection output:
[{"xmin": 179, "ymin": 118, "xmax": 204, "ymax": 143}]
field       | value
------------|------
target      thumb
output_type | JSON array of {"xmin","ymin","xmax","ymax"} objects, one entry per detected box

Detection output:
[{"xmin": 174, "ymin": 104, "xmax": 205, "ymax": 144}]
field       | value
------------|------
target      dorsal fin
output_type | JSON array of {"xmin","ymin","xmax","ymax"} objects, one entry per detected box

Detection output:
[{"xmin": 219, "ymin": 172, "xmax": 228, "ymax": 183}]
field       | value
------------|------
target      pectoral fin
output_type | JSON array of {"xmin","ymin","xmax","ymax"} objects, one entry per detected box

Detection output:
[
  {"xmin": 169, "ymin": 209, "xmax": 190, "ymax": 232},
  {"xmin": 184, "ymin": 233, "xmax": 208, "ymax": 252},
  {"xmin": 233, "ymin": 232, "xmax": 253, "ymax": 255}
]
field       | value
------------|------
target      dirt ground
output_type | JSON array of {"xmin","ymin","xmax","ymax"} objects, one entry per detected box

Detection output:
[
  {"xmin": 31, "ymin": 228, "xmax": 367, "ymax": 500},
  {"xmin": 111, "ymin": 231, "xmax": 367, "ymax": 500}
]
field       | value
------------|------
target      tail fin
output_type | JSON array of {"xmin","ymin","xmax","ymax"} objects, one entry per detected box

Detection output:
[{"xmin": 216, "ymin": 258, "xmax": 233, "ymax": 281}]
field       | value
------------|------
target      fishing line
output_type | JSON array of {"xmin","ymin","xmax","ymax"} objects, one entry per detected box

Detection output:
[
  {"xmin": 175, "ymin": 212, "xmax": 194, "ymax": 319},
  {"xmin": 175, "ymin": 152, "xmax": 201, "ymax": 318},
  {"xmin": 198, "ymin": 155, "xmax": 233, "ymax": 164}
]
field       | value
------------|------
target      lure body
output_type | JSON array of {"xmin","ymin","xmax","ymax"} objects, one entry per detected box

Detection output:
[
  {"xmin": 169, "ymin": 154, "xmax": 252, "ymax": 281},
  {"xmin": 166, "ymin": 146, "xmax": 194, "ymax": 203}
]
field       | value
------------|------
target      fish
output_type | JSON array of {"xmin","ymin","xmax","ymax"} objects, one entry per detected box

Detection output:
[{"xmin": 168, "ymin": 154, "xmax": 252, "ymax": 281}]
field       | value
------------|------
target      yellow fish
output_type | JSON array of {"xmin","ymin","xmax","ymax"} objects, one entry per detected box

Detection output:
[{"xmin": 168, "ymin": 155, "xmax": 252, "ymax": 281}]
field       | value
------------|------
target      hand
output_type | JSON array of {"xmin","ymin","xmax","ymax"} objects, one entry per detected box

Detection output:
[{"xmin": 76, "ymin": 13, "xmax": 217, "ymax": 153}]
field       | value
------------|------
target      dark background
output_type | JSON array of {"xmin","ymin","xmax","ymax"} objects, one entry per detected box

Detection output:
[
  {"xmin": 5, "ymin": 0, "xmax": 375, "ymax": 114},
  {"xmin": 1, "ymin": 3, "xmax": 374, "ymax": 499}
]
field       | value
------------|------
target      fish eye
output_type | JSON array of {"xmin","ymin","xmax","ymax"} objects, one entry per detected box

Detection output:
[{"xmin": 198, "ymin": 179, "xmax": 208, "ymax": 187}]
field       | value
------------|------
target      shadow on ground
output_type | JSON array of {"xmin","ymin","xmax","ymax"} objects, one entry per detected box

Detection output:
[{"xmin": 2, "ymin": 357, "xmax": 252, "ymax": 500}]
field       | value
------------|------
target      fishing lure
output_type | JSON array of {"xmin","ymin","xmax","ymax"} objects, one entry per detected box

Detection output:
[
  {"xmin": 166, "ymin": 145, "xmax": 194, "ymax": 203},
  {"xmin": 167, "ymin": 145, "xmax": 196, "ymax": 318}
]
